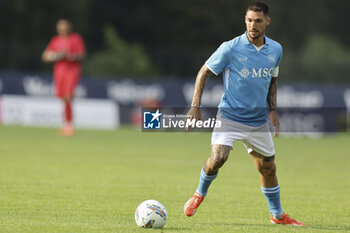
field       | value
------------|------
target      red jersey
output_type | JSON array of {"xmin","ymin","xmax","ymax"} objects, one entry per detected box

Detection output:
[
  {"xmin": 46, "ymin": 33, "xmax": 86, "ymax": 98},
  {"xmin": 46, "ymin": 33, "xmax": 86, "ymax": 73}
]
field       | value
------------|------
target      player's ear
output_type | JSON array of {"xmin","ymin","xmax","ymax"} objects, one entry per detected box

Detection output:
[{"xmin": 266, "ymin": 17, "xmax": 271, "ymax": 25}]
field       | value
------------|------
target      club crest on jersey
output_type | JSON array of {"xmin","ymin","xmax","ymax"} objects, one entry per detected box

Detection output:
[{"xmin": 268, "ymin": 54, "xmax": 275, "ymax": 63}]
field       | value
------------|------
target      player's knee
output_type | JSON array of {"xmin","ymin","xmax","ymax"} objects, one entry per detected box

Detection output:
[
  {"xmin": 63, "ymin": 95, "xmax": 72, "ymax": 102},
  {"xmin": 205, "ymin": 145, "xmax": 230, "ymax": 174},
  {"xmin": 205, "ymin": 154, "xmax": 227, "ymax": 174},
  {"xmin": 212, "ymin": 154, "xmax": 227, "ymax": 170}
]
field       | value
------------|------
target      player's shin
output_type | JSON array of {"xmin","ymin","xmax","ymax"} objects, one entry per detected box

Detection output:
[
  {"xmin": 65, "ymin": 102, "xmax": 73, "ymax": 123},
  {"xmin": 196, "ymin": 167, "xmax": 217, "ymax": 197}
]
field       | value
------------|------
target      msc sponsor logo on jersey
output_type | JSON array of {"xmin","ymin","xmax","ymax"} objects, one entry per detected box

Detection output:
[
  {"xmin": 143, "ymin": 109, "xmax": 162, "ymax": 129},
  {"xmin": 239, "ymin": 67, "xmax": 275, "ymax": 79}
]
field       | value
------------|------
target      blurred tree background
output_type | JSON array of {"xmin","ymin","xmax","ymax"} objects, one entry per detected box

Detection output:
[{"xmin": 0, "ymin": 0, "xmax": 349, "ymax": 83}]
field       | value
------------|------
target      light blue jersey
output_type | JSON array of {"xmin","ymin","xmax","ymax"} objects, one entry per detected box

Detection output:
[{"xmin": 205, "ymin": 32, "xmax": 283, "ymax": 126}]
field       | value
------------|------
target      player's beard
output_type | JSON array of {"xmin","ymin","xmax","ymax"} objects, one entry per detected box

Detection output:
[{"xmin": 248, "ymin": 30, "xmax": 263, "ymax": 40}]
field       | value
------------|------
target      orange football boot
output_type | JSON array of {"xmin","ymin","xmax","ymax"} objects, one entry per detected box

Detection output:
[
  {"xmin": 270, "ymin": 213, "xmax": 305, "ymax": 226},
  {"xmin": 184, "ymin": 192, "xmax": 204, "ymax": 217},
  {"xmin": 60, "ymin": 123, "xmax": 74, "ymax": 137}
]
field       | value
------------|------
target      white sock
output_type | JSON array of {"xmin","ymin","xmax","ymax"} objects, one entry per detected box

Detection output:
[{"xmin": 272, "ymin": 212, "xmax": 283, "ymax": 219}]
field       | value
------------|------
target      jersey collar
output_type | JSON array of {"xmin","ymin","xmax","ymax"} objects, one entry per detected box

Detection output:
[{"xmin": 242, "ymin": 31, "xmax": 270, "ymax": 47}]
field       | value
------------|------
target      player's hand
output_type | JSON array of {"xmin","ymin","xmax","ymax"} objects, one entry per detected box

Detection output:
[
  {"xmin": 55, "ymin": 51, "xmax": 67, "ymax": 61},
  {"xmin": 66, "ymin": 53, "xmax": 78, "ymax": 61},
  {"xmin": 185, "ymin": 107, "xmax": 202, "ymax": 131},
  {"xmin": 269, "ymin": 110, "xmax": 280, "ymax": 137},
  {"xmin": 45, "ymin": 51, "xmax": 66, "ymax": 62},
  {"xmin": 67, "ymin": 52, "xmax": 85, "ymax": 61}
]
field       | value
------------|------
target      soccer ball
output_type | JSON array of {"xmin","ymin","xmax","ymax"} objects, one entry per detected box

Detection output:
[{"xmin": 135, "ymin": 200, "xmax": 167, "ymax": 229}]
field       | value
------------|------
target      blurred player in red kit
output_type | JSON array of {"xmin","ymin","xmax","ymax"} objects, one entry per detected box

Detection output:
[{"xmin": 42, "ymin": 19, "xmax": 86, "ymax": 136}]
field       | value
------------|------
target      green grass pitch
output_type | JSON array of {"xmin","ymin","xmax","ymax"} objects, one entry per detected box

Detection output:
[{"xmin": 0, "ymin": 126, "xmax": 349, "ymax": 233}]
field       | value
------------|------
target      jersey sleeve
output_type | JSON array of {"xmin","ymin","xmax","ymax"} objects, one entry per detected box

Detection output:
[
  {"xmin": 272, "ymin": 45, "xmax": 283, "ymax": 77},
  {"xmin": 205, "ymin": 42, "xmax": 231, "ymax": 76},
  {"xmin": 46, "ymin": 37, "xmax": 58, "ymax": 51},
  {"xmin": 276, "ymin": 45, "xmax": 283, "ymax": 67},
  {"xmin": 73, "ymin": 34, "xmax": 86, "ymax": 54}
]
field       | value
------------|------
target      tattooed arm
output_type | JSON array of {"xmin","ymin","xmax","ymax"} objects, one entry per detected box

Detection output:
[
  {"xmin": 267, "ymin": 77, "xmax": 280, "ymax": 137},
  {"xmin": 267, "ymin": 77, "xmax": 277, "ymax": 111},
  {"xmin": 185, "ymin": 65, "xmax": 215, "ymax": 131}
]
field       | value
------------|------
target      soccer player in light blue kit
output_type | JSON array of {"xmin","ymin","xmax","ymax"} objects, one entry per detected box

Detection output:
[{"xmin": 184, "ymin": 2, "xmax": 304, "ymax": 226}]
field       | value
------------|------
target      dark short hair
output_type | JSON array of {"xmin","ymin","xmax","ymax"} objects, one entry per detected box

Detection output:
[{"xmin": 247, "ymin": 2, "xmax": 269, "ymax": 15}]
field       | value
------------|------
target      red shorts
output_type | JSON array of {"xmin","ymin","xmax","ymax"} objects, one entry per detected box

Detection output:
[{"xmin": 53, "ymin": 64, "xmax": 81, "ymax": 98}]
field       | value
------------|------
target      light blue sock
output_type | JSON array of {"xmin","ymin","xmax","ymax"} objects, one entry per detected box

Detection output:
[
  {"xmin": 196, "ymin": 167, "xmax": 217, "ymax": 197},
  {"xmin": 261, "ymin": 185, "xmax": 283, "ymax": 219}
]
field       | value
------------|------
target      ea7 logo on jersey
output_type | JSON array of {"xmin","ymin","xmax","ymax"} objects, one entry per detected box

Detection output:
[
  {"xmin": 239, "ymin": 56, "xmax": 248, "ymax": 62},
  {"xmin": 143, "ymin": 109, "xmax": 162, "ymax": 129},
  {"xmin": 239, "ymin": 67, "xmax": 275, "ymax": 78}
]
